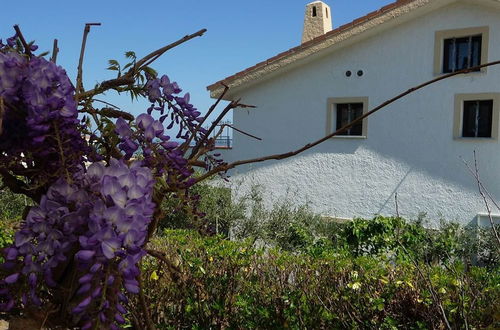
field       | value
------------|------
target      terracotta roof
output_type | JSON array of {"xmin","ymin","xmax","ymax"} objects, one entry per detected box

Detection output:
[{"xmin": 207, "ymin": 0, "xmax": 420, "ymax": 93}]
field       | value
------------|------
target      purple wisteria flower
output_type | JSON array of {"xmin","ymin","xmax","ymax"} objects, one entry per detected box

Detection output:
[
  {"xmin": 114, "ymin": 75, "xmax": 227, "ymax": 190},
  {"xmin": 0, "ymin": 32, "xmax": 227, "ymax": 328},
  {"xmin": 0, "ymin": 48, "xmax": 92, "ymax": 190},
  {"xmin": 0, "ymin": 159, "xmax": 155, "ymax": 328}
]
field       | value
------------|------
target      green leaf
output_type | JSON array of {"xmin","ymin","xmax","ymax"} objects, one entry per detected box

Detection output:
[
  {"xmin": 124, "ymin": 51, "xmax": 136, "ymax": 59},
  {"xmin": 142, "ymin": 66, "xmax": 157, "ymax": 78},
  {"xmin": 108, "ymin": 59, "xmax": 119, "ymax": 66}
]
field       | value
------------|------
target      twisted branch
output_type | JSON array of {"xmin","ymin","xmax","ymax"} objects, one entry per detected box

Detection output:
[{"xmin": 77, "ymin": 29, "xmax": 207, "ymax": 100}]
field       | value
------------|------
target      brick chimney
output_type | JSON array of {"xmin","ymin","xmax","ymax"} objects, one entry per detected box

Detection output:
[{"xmin": 302, "ymin": 1, "xmax": 332, "ymax": 44}]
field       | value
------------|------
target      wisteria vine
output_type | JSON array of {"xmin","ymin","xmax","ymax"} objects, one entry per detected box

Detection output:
[{"xmin": 0, "ymin": 27, "xmax": 237, "ymax": 329}]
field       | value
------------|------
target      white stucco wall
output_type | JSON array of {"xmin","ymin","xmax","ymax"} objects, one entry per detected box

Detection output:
[{"xmin": 222, "ymin": 2, "xmax": 500, "ymax": 226}]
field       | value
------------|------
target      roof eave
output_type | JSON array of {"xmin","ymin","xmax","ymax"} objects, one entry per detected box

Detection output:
[{"xmin": 207, "ymin": 0, "xmax": 459, "ymax": 100}]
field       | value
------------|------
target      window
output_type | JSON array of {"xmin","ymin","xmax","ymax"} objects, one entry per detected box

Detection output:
[
  {"xmin": 454, "ymin": 93, "xmax": 500, "ymax": 140},
  {"xmin": 462, "ymin": 100, "xmax": 492, "ymax": 137},
  {"xmin": 326, "ymin": 97, "xmax": 368, "ymax": 138},
  {"xmin": 336, "ymin": 103, "xmax": 363, "ymax": 135},
  {"xmin": 312, "ymin": 6, "xmax": 317, "ymax": 17},
  {"xmin": 443, "ymin": 35, "xmax": 481, "ymax": 73},
  {"xmin": 434, "ymin": 27, "xmax": 489, "ymax": 75}
]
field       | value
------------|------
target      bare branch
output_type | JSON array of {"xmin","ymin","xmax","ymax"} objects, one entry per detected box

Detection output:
[
  {"xmin": 182, "ymin": 84, "xmax": 230, "ymax": 150},
  {"xmin": 460, "ymin": 152, "xmax": 500, "ymax": 248},
  {"xmin": 189, "ymin": 99, "xmax": 254, "ymax": 158},
  {"xmin": 76, "ymin": 23, "xmax": 101, "ymax": 95},
  {"xmin": 92, "ymin": 98, "xmax": 120, "ymax": 109},
  {"xmin": 194, "ymin": 60, "xmax": 500, "ymax": 184},
  {"xmin": 50, "ymin": 39, "xmax": 59, "ymax": 63},
  {"xmin": 146, "ymin": 249, "xmax": 184, "ymax": 283},
  {"xmin": 198, "ymin": 83, "xmax": 229, "ymax": 129},
  {"xmin": 99, "ymin": 107, "xmax": 135, "ymax": 121},
  {"xmin": 77, "ymin": 29, "xmax": 206, "ymax": 100},
  {"xmin": 225, "ymin": 123, "xmax": 262, "ymax": 141},
  {"xmin": 394, "ymin": 192, "xmax": 400, "ymax": 218},
  {"xmin": 13, "ymin": 25, "xmax": 32, "ymax": 57},
  {"xmin": 131, "ymin": 29, "xmax": 207, "ymax": 75},
  {"xmin": 137, "ymin": 272, "xmax": 155, "ymax": 330}
]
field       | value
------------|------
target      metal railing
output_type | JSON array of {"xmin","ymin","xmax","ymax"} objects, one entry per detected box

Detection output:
[{"xmin": 214, "ymin": 136, "xmax": 232, "ymax": 148}]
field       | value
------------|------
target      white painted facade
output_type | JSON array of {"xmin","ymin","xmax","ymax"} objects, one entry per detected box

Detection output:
[{"xmin": 213, "ymin": 1, "xmax": 500, "ymax": 226}]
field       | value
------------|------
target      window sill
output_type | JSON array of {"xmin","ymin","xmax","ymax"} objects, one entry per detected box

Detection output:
[
  {"xmin": 453, "ymin": 137, "xmax": 497, "ymax": 141},
  {"xmin": 434, "ymin": 69, "xmax": 487, "ymax": 77},
  {"xmin": 331, "ymin": 135, "xmax": 367, "ymax": 139},
  {"xmin": 476, "ymin": 212, "xmax": 500, "ymax": 227}
]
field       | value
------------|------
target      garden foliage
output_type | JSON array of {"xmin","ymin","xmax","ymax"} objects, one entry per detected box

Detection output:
[
  {"xmin": 137, "ymin": 228, "xmax": 499, "ymax": 329},
  {"xmin": 134, "ymin": 185, "xmax": 500, "ymax": 329}
]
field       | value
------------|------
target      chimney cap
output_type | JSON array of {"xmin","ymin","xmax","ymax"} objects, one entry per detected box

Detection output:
[{"xmin": 302, "ymin": 1, "xmax": 332, "ymax": 44}]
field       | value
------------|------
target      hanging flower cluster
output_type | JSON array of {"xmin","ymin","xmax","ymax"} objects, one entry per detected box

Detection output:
[
  {"xmin": 115, "ymin": 74, "xmax": 227, "ymax": 188},
  {"xmin": 0, "ymin": 45, "xmax": 90, "ymax": 188},
  {"xmin": 144, "ymin": 74, "xmax": 206, "ymax": 140},
  {"xmin": 0, "ymin": 28, "xmax": 234, "ymax": 328},
  {"xmin": 0, "ymin": 159, "xmax": 155, "ymax": 328},
  {"xmin": 115, "ymin": 113, "xmax": 195, "ymax": 187}
]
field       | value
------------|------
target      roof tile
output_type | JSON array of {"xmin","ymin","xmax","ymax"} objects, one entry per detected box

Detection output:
[{"xmin": 207, "ymin": 0, "xmax": 418, "ymax": 91}]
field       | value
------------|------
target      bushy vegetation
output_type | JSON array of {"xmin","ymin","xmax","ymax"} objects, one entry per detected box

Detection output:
[
  {"xmin": 1, "ymin": 183, "xmax": 499, "ymax": 328},
  {"xmin": 0, "ymin": 185, "xmax": 26, "ymax": 251},
  {"xmin": 126, "ymin": 184, "xmax": 500, "ymax": 329},
  {"xmin": 163, "ymin": 184, "xmax": 499, "ymax": 266},
  {"xmin": 159, "ymin": 182, "xmax": 246, "ymax": 236},
  {"xmin": 135, "ymin": 229, "xmax": 499, "ymax": 329}
]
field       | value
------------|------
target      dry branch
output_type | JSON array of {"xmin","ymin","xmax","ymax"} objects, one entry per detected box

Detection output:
[
  {"xmin": 194, "ymin": 60, "xmax": 500, "ymax": 184},
  {"xmin": 77, "ymin": 29, "xmax": 207, "ymax": 100},
  {"xmin": 50, "ymin": 39, "xmax": 59, "ymax": 63},
  {"xmin": 13, "ymin": 25, "xmax": 32, "ymax": 57},
  {"xmin": 461, "ymin": 152, "xmax": 500, "ymax": 249},
  {"xmin": 76, "ymin": 23, "xmax": 101, "ymax": 95}
]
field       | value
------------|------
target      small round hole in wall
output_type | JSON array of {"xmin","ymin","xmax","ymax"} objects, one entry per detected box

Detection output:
[
  {"xmin": 357, "ymin": 70, "xmax": 364, "ymax": 77},
  {"xmin": 345, "ymin": 70, "xmax": 352, "ymax": 77}
]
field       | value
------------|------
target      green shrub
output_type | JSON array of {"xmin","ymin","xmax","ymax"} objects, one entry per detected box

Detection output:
[
  {"xmin": 157, "ymin": 181, "xmax": 499, "ymax": 267},
  {"xmin": 158, "ymin": 182, "xmax": 245, "ymax": 236},
  {"xmin": 341, "ymin": 216, "xmax": 499, "ymax": 267},
  {"xmin": 0, "ymin": 186, "xmax": 28, "ymax": 222},
  {"xmin": 0, "ymin": 186, "xmax": 26, "ymax": 251},
  {"xmin": 133, "ymin": 230, "xmax": 499, "ymax": 329}
]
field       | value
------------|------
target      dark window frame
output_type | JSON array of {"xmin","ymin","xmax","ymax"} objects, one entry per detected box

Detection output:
[
  {"xmin": 434, "ymin": 27, "xmax": 489, "ymax": 76},
  {"xmin": 453, "ymin": 93, "xmax": 499, "ymax": 141},
  {"xmin": 442, "ymin": 35, "xmax": 482, "ymax": 73},
  {"xmin": 462, "ymin": 99, "xmax": 493, "ymax": 138},
  {"xmin": 335, "ymin": 102, "xmax": 364, "ymax": 136},
  {"xmin": 327, "ymin": 97, "xmax": 368, "ymax": 139}
]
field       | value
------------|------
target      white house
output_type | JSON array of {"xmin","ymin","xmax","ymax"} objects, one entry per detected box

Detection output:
[{"xmin": 207, "ymin": 0, "xmax": 500, "ymax": 226}]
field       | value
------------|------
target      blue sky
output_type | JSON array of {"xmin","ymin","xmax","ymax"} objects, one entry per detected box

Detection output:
[{"xmin": 2, "ymin": 0, "xmax": 393, "ymax": 122}]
